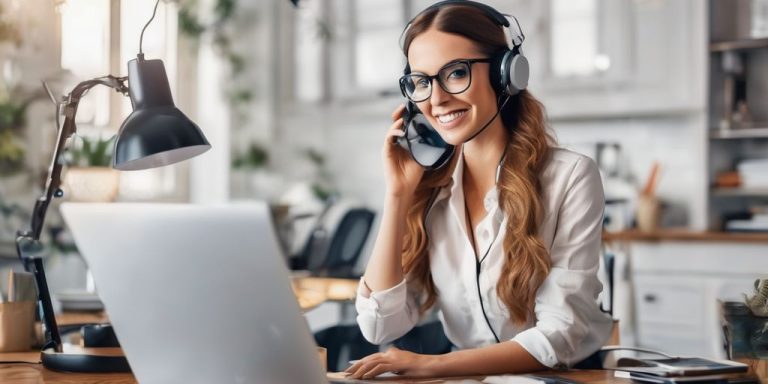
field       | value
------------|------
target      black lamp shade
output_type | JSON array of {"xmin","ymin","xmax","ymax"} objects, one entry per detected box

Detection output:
[{"xmin": 114, "ymin": 57, "xmax": 210, "ymax": 171}]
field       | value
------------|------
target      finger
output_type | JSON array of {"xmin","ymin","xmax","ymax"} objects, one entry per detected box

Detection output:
[
  {"xmin": 344, "ymin": 359, "xmax": 366, "ymax": 373},
  {"xmin": 387, "ymin": 117, "xmax": 404, "ymax": 133},
  {"xmin": 385, "ymin": 119, "xmax": 406, "ymax": 144},
  {"xmin": 362, "ymin": 363, "xmax": 396, "ymax": 380},
  {"xmin": 391, "ymin": 103, "xmax": 406, "ymax": 121},
  {"xmin": 349, "ymin": 358, "xmax": 387, "ymax": 379},
  {"xmin": 344, "ymin": 353, "xmax": 382, "ymax": 373}
]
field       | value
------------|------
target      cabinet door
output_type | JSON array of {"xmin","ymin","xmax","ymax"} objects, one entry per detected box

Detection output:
[
  {"xmin": 634, "ymin": 275, "xmax": 711, "ymax": 356},
  {"xmin": 511, "ymin": 0, "xmax": 706, "ymax": 119}
]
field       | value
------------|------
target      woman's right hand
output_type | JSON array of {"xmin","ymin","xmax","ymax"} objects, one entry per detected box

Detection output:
[{"xmin": 382, "ymin": 104, "xmax": 424, "ymax": 199}]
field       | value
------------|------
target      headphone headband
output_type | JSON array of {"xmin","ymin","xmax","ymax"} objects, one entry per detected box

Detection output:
[{"xmin": 399, "ymin": 0, "xmax": 524, "ymax": 52}]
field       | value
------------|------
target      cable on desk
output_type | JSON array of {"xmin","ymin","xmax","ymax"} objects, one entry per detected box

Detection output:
[{"xmin": 0, "ymin": 361, "xmax": 41, "ymax": 364}]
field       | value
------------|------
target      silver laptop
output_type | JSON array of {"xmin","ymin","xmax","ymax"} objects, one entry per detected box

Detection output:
[{"xmin": 61, "ymin": 202, "xmax": 328, "ymax": 384}]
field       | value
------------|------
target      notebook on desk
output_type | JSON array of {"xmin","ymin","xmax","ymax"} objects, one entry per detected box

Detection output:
[
  {"xmin": 61, "ymin": 202, "xmax": 329, "ymax": 384},
  {"xmin": 613, "ymin": 356, "xmax": 749, "ymax": 377}
]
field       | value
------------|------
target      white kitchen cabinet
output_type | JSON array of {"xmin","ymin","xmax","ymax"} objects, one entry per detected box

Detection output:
[
  {"xmin": 627, "ymin": 240, "xmax": 766, "ymax": 358},
  {"xmin": 503, "ymin": 0, "xmax": 706, "ymax": 120}
]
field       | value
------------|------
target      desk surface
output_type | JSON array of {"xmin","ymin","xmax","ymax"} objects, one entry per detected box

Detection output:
[
  {"xmin": 0, "ymin": 360, "xmax": 624, "ymax": 384},
  {"xmin": 0, "ymin": 278, "xmax": 626, "ymax": 383}
]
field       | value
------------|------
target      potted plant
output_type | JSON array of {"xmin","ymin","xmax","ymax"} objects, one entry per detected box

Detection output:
[
  {"xmin": 231, "ymin": 142, "xmax": 284, "ymax": 200},
  {"xmin": 64, "ymin": 135, "xmax": 120, "ymax": 202}
]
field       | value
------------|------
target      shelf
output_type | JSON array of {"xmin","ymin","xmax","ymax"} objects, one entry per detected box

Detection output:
[
  {"xmin": 710, "ymin": 127, "xmax": 768, "ymax": 139},
  {"xmin": 711, "ymin": 187, "xmax": 768, "ymax": 197},
  {"xmin": 603, "ymin": 229, "xmax": 768, "ymax": 243},
  {"xmin": 709, "ymin": 37, "xmax": 768, "ymax": 52}
]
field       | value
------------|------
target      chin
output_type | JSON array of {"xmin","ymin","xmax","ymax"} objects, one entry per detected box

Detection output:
[{"xmin": 438, "ymin": 122, "xmax": 479, "ymax": 145}]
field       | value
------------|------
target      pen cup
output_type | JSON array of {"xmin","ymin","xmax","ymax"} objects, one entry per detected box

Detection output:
[
  {"xmin": 636, "ymin": 194, "xmax": 661, "ymax": 233},
  {"xmin": 0, "ymin": 301, "xmax": 36, "ymax": 352}
]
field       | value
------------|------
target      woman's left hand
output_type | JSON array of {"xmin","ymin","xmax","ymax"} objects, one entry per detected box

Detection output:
[{"xmin": 343, "ymin": 347, "xmax": 442, "ymax": 379}]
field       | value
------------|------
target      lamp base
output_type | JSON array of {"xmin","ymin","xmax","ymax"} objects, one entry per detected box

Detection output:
[{"xmin": 41, "ymin": 344, "xmax": 131, "ymax": 373}]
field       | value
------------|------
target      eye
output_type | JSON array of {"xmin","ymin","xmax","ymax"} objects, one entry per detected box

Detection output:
[
  {"xmin": 447, "ymin": 68, "xmax": 468, "ymax": 79},
  {"xmin": 415, "ymin": 77, "xmax": 431, "ymax": 89}
]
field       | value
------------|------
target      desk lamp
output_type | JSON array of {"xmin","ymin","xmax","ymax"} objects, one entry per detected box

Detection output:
[{"xmin": 15, "ymin": 0, "xmax": 210, "ymax": 372}]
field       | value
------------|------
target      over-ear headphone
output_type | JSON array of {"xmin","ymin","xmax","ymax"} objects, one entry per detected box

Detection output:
[
  {"xmin": 400, "ymin": 0, "xmax": 529, "ymax": 97},
  {"xmin": 396, "ymin": 0, "xmax": 528, "ymax": 170}
]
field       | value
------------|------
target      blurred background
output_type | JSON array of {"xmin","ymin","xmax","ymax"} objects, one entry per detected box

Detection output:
[{"xmin": 0, "ymin": 0, "xmax": 767, "ymax": 365}]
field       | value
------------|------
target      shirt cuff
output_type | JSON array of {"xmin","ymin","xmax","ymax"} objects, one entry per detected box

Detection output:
[
  {"xmin": 511, "ymin": 327, "xmax": 561, "ymax": 369},
  {"xmin": 355, "ymin": 277, "xmax": 408, "ymax": 317}
]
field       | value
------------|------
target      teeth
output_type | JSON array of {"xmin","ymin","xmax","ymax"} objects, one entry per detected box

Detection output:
[{"xmin": 438, "ymin": 110, "xmax": 465, "ymax": 124}]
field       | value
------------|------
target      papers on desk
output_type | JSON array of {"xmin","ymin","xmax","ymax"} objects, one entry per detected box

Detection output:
[
  {"xmin": 326, "ymin": 371, "xmax": 552, "ymax": 383},
  {"xmin": 54, "ymin": 290, "xmax": 104, "ymax": 312}
]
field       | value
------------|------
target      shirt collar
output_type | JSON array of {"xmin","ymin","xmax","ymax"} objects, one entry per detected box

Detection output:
[
  {"xmin": 430, "ymin": 150, "xmax": 501, "ymax": 223},
  {"xmin": 435, "ymin": 150, "xmax": 499, "ymax": 208}
]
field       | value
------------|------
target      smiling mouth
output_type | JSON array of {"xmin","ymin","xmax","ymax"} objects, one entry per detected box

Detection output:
[{"xmin": 436, "ymin": 110, "xmax": 467, "ymax": 124}]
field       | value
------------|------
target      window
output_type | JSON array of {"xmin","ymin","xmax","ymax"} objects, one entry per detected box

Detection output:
[
  {"xmin": 59, "ymin": 0, "xmax": 110, "ymax": 128},
  {"xmin": 549, "ymin": 0, "xmax": 602, "ymax": 78},
  {"xmin": 292, "ymin": 0, "xmax": 406, "ymax": 102},
  {"xmin": 59, "ymin": 0, "xmax": 182, "ymax": 200}
]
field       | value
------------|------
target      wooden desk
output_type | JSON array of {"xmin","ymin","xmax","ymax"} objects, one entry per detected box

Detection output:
[
  {"xmin": 0, "ymin": 278, "xmax": 630, "ymax": 383},
  {"xmin": 0, "ymin": 361, "xmax": 625, "ymax": 384}
]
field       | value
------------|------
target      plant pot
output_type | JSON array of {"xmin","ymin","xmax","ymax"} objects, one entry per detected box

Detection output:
[{"xmin": 64, "ymin": 167, "xmax": 120, "ymax": 202}]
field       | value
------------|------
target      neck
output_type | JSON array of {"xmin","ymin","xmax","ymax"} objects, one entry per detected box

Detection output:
[{"xmin": 462, "ymin": 118, "xmax": 508, "ymax": 191}]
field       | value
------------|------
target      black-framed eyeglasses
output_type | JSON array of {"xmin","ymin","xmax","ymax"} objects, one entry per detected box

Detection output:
[{"xmin": 399, "ymin": 58, "xmax": 492, "ymax": 103}]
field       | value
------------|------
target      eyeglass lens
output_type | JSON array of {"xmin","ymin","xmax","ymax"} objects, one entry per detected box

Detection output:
[{"xmin": 402, "ymin": 61, "xmax": 472, "ymax": 102}]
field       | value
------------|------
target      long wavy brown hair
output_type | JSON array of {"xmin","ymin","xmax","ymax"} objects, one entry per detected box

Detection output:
[{"xmin": 401, "ymin": 4, "xmax": 554, "ymax": 325}]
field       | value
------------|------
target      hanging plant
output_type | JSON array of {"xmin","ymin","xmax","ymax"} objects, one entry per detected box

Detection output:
[
  {"xmin": 172, "ymin": 0, "xmax": 331, "ymax": 121},
  {"xmin": 172, "ymin": 0, "xmax": 253, "ymax": 122}
]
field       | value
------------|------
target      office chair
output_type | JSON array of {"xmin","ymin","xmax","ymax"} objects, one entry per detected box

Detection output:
[
  {"xmin": 320, "ymin": 208, "xmax": 375, "ymax": 278},
  {"xmin": 292, "ymin": 205, "xmax": 375, "ymax": 278},
  {"xmin": 392, "ymin": 320, "xmax": 453, "ymax": 355},
  {"xmin": 314, "ymin": 324, "xmax": 378, "ymax": 372}
]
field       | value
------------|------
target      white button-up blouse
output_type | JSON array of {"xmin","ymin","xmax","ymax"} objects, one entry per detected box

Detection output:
[{"xmin": 355, "ymin": 147, "xmax": 613, "ymax": 368}]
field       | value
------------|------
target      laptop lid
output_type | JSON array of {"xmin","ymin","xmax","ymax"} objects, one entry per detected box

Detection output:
[{"xmin": 60, "ymin": 202, "xmax": 327, "ymax": 384}]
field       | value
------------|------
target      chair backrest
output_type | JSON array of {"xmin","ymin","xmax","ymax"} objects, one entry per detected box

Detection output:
[
  {"xmin": 321, "ymin": 208, "xmax": 375, "ymax": 277},
  {"xmin": 314, "ymin": 324, "xmax": 378, "ymax": 373},
  {"xmin": 392, "ymin": 320, "xmax": 453, "ymax": 355}
]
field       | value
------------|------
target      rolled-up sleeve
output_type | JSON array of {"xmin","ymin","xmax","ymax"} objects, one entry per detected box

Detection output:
[
  {"xmin": 355, "ymin": 277, "xmax": 422, "ymax": 345},
  {"xmin": 512, "ymin": 157, "xmax": 613, "ymax": 368}
]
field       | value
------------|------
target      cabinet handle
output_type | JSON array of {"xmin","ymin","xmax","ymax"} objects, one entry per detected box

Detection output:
[{"xmin": 644, "ymin": 294, "xmax": 657, "ymax": 303}]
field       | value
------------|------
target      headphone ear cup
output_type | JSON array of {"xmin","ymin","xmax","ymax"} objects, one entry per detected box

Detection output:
[
  {"xmin": 507, "ymin": 53, "xmax": 530, "ymax": 95},
  {"xmin": 501, "ymin": 50, "xmax": 529, "ymax": 96}
]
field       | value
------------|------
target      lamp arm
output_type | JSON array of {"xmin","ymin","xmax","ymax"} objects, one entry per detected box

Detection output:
[{"xmin": 21, "ymin": 75, "xmax": 128, "ymax": 242}]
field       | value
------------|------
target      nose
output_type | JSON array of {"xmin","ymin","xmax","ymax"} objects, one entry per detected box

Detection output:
[{"xmin": 429, "ymin": 78, "xmax": 450, "ymax": 107}]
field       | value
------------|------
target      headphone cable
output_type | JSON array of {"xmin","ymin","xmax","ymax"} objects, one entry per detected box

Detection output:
[{"xmin": 464, "ymin": 94, "xmax": 512, "ymax": 143}]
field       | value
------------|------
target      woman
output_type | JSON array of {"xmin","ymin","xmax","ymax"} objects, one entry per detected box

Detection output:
[{"xmin": 346, "ymin": 1, "xmax": 613, "ymax": 379}]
